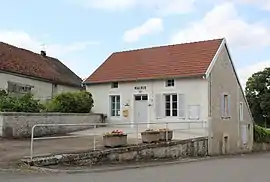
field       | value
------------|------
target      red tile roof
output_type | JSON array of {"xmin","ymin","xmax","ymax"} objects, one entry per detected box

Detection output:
[
  {"xmin": 85, "ymin": 38, "xmax": 223, "ymax": 84},
  {"xmin": 0, "ymin": 42, "xmax": 82, "ymax": 87}
]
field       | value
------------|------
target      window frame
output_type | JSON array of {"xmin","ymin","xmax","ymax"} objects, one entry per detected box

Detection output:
[
  {"xmin": 135, "ymin": 95, "xmax": 148, "ymax": 101},
  {"xmin": 110, "ymin": 95, "xmax": 121, "ymax": 117},
  {"xmin": 165, "ymin": 79, "xmax": 175, "ymax": 87},
  {"xmin": 111, "ymin": 82, "xmax": 119, "ymax": 89},
  {"xmin": 7, "ymin": 81, "xmax": 33, "ymax": 94},
  {"xmin": 221, "ymin": 93, "xmax": 231, "ymax": 119},
  {"xmin": 165, "ymin": 94, "xmax": 178, "ymax": 117},
  {"xmin": 239, "ymin": 102, "xmax": 244, "ymax": 121}
]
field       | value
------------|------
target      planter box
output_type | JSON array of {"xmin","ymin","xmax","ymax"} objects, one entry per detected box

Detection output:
[
  {"xmin": 141, "ymin": 131, "xmax": 160, "ymax": 143},
  {"xmin": 103, "ymin": 134, "xmax": 128, "ymax": 148},
  {"xmin": 159, "ymin": 130, "xmax": 173, "ymax": 141}
]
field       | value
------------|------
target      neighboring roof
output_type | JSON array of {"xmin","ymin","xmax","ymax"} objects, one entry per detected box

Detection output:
[
  {"xmin": 85, "ymin": 38, "xmax": 223, "ymax": 84},
  {"xmin": 0, "ymin": 42, "xmax": 82, "ymax": 87}
]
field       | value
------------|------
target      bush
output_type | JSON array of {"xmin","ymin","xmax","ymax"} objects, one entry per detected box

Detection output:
[
  {"xmin": 45, "ymin": 91, "xmax": 94, "ymax": 113},
  {"xmin": 0, "ymin": 90, "xmax": 44, "ymax": 112},
  {"xmin": 254, "ymin": 124, "xmax": 270, "ymax": 143}
]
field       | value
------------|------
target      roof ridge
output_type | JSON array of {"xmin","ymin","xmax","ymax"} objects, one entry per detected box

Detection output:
[
  {"xmin": 0, "ymin": 41, "xmax": 57, "ymax": 60},
  {"xmin": 0, "ymin": 41, "xmax": 82, "ymax": 87},
  {"xmin": 115, "ymin": 38, "xmax": 224, "ymax": 54}
]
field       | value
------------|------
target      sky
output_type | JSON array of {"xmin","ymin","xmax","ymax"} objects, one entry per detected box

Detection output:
[{"xmin": 1, "ymin": 0, "xmax": 270, "ymax": 88}]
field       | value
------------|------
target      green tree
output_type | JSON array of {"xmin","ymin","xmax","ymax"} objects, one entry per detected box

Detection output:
[
  {"xmin": 0, "ymin": 91, "xmax": 43, "ymax": 112},
  {"xmin": 245, "ymin": 68, "xmax": 270, "ymax": 126},
  {"xmin": 46, "ymin": 91, "xmax": 94, "ymax": 113}
]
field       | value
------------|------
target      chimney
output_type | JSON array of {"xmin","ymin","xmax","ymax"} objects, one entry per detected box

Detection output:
[
  {"xmin": 40, "ymin": 43, "xmax": 46, "ymax": 57},
  {"xmin": 41, "ymin": 50, "xmax": 46, "ymax": 57}
]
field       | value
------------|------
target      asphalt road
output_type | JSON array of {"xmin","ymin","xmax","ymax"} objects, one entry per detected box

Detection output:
[{"xmin": 2, "ymin": 153, "xmax": 270, "ymax": 182}]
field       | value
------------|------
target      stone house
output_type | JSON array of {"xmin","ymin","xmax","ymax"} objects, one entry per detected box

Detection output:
[
  {"xmin": 0, "ymin": 42, "xmax": 83, "ymax": 101},
  {"xmin": 84, "ymin": 38, "xmax": 254, "ymax": 154}
]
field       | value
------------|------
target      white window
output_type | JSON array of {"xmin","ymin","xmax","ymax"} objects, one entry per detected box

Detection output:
[
  {"xmin": 155, "ymin": 93, "xmax": 185, "ymax": 118},
  {"xmin": 221, "ymin": 93, "xmax": 231, "ymax": 118},
  {"xmin": 110, "ymin": 95, "xmax": 120, "ymax": 117},
  {"xmin": 188, "ymin": 105, "xmax": 200, "ymax": 120},
  {"xmin": 135, "ymin": 95, "xmax": 148, "ymax": 101},
  {"xmin": 111, "ymin": 82, "xmax": 118, "ymax": 88},
  {"xmin": 165, "ymin": 79, "xmax": 174, "ymax": 87},
  {"xmin": 165, "ymin": 94, "xmax": 177, "ymax": 116},
  {"xmin": 239, "ymin": 102, "xmax": 243, "ymax": 121},
  {"xmin": 7, "ymin": 81, "xmax": 33, "ymax": 94}
]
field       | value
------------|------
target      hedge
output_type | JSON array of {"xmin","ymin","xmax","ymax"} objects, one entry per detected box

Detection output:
[{"xmin": 254, "ymin": 124, "xmax": 270, "ymax": 143}]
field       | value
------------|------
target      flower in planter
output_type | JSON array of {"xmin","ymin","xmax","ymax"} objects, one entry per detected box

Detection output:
[
  {"xmin": 103, "ymin": 130, "xmax": 128, "ymax": 148},
  {"xmin": 103, "ymin": 130, "xmax": 126, "ymax": 137}
]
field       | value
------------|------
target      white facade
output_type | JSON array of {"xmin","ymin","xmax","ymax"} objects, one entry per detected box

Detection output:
[
  {"xmin": 0, "ymin": 72, "xmax": 81, "ymax": 101},
  {"xmin": 86, "ymin": 78, "xmax": 208, "ymax": 126}
]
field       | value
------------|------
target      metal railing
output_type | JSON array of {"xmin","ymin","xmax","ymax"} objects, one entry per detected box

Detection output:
[{"xmin": 30, "ymin": 121, "xmax": 208, "ymax": 159}]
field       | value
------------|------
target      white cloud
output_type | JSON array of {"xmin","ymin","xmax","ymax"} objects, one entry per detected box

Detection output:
[
  {"xmin": 237, "ymin": 0, "xmax": 270, "ymax": 10},
  {"xmin": 71, "ymin": 0, "xmax": 196, "ymax": 16},
  {"xmin": 72, "ymin": 0, "xmax": 137, "ymax": 10},
  {"xmin": 0, "ymin": 30, "xmax": 99, "ymax": 77},
  {"xmin": 0, "ymin": 30, "xmax": 99, "ymax": 58},
  {"xmin": 238, "ymin": 60, "xmax": 270, "ymax": 88},
  {"xmin": 123, "ymin": 18, "xmax": 163, "ymax": 43},
  {"xmin": 170, "ymin": 2, "xmax": 270, "ymax": 48}
]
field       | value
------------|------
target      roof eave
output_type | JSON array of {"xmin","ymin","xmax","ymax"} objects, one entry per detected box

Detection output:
[
  {"xmin": 83, "ymin": 74, "xmax": 205, "ymax": 85},
  {"xmin": 0, "ymin": 69, "xmax": 83, "ymax": 88}
]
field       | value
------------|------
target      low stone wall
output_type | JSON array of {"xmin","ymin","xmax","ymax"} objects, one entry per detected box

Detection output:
[
  {"xmin": 0, "ymin": 112, "xmax": 106, "ymax": 138},
  {"xmin": 22, "ymin": 137, "xmax": 208, "ymax": 167},
  {"xmin": 252, "ymin": 142, "xmax": 270, "ymax": 152}
]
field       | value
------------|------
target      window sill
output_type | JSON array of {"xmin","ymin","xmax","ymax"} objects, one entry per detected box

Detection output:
[
  {"xmin": 188, "ymin": 118, "xmax": 200, "ymax": 120},
  {"xmin": 221, "ymin": 116, "xmax": 231, "ymax": 120}
]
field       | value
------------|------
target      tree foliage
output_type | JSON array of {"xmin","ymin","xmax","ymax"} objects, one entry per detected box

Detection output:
[
  {"xmin": 45, "ymin": 91, "xmax": 94, "ymax": 113},
  {"xmin": 254, "ymin": 125, "xmax": 270, "ymax": 143},
  {"xmin": 0, "ymin": 90, "xmax": 44, "ymax": 112},
  {"xmin": 245, "ymin": 67, "xmax": 270, "ymax": 126}
]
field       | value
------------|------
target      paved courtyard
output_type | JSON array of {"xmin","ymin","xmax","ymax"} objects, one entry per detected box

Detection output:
[
  {"xmin": 0, "ymin": 124, "xmax": 207, "ymax": 168},
  {"xmin": 72, "ymin": 122, "xmax": 208, "ymax": 140}
]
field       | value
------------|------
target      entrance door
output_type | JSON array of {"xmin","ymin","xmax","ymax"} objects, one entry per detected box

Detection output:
[{"xmin": 134, "ymin": 95, "xmax": 148, "ymax": 123}]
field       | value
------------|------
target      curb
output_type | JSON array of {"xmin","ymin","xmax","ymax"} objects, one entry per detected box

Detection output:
[
  {"xmin": 24, "ymin": 152, "xmax": 264, "ymax": 174},
  {"xmin": 28, "ymin": 156, "xmax": 216, "ymax": 174},
  {"xmin": 0, "ymin": 151, "xmax": 267, "ymax": 174}
]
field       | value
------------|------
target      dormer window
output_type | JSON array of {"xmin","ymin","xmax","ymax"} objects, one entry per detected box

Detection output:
[
  {"xmin": 165, "ymin": 79, "xmax": 174, "ymax": 87},
  {"xmin": 111, "ymin": 82, "xmax": 119, "ymax": 88}
]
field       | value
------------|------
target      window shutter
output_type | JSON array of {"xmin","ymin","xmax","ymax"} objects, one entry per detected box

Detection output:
[
  {"xmin": 161, "ymin": 95, "xmax": 165, "ymax": 118},
  {"xmin": 228, "ymin": 95, "xmax": 231, "ymax": 117},
  {"xmin": 221, "ymin": 94, "xmax": 225, "ymax": 118},
  {"xmin": 155, "ymin": 94, "xmax": 161, "ymax": 118},
  {"xmin": 178, "ymin": 94, "xmax": 185, "ymax": 118},
  {"xmin": 188, "ymin": 105, "xmax": 200, "ymax": 120},
  {"xmin": 239, "ymin": 102, "xmax": 243, "ymax": 121}
]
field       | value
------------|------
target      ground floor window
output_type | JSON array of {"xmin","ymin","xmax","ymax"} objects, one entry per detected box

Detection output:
[
  {"xmin": 165, "ymin": 94, "xmax": 177, "ymax": 117},
  {"xmin": 110, "ymin": 95, "xmax": 120, "ymax": 116}
]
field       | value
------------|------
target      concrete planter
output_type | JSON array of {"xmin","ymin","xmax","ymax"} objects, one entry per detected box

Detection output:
[
  {"xmin": 159, "ymin": 130, "xmax": 173, "ymax": 141},
  {"xmin": 103, "ymin": 134, "xmax": 128, "ymax": 148},
  {"xmin": 141, "ymin": 131, "xmax": 160, "ymax": 143}
]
